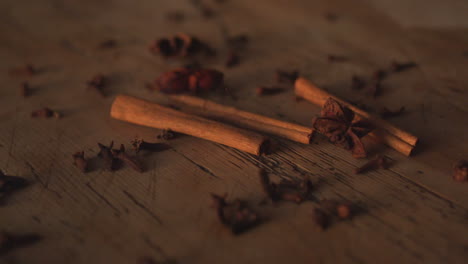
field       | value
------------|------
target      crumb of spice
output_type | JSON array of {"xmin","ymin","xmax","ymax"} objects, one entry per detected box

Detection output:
[
  {"xmin": 379, "ymin": 107, "xmax": 405, "ymax": 119},
  {"xmin": 155, "ymin": 68, "xmax": 223, "ymax": 94},
  {"xmin": 31, "ymin": 108, "xmax": 60, "ymax": 119},
  {"xmin": 72, "ymin": 151, "xmax": 88, "ymax": 173},
  {"xmin": 453, "ymin": 160, "xmax": 468, "ymax": 182},
  {"xmin": 211, "ymin": 194, "xmax": 260, "ymax": 234},
  {"xmin": 259, "ymin": 170, "xmax": 312, "ymax": 203},
  {"xmin": 355, "ymin": 155, "xmax": 389, "ymax": 174},
  {"xmin": 87, "ymin": 74, "xmax": 107, "ymax": 97},
  {"xmin": 256, "ymin": 86, "xmax": 284, "ymax": 96},
  {"xmin": 157, "ymin": 129, "xmax": 176, "ymax": 140}
]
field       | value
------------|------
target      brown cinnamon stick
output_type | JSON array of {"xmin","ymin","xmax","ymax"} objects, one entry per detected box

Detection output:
[
  {"xmin": 295, "ymin": 77, "xmax": 417, "ymax": 156},
  {"xmin": 167, "ymin": 94, "xmax": 314, "ymax": 144},
  {"xmin": 110, "ymin": 95, "xmax": 269, "ymax": 155}
]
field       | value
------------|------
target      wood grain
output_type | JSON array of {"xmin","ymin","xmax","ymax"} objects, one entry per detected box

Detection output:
[{"xmin": 0, "ymin": 0, "xmax": 467, "ymax": 263}]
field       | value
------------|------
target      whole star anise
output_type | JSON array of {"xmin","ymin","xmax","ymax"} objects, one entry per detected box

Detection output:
[{"xmin": 313, "ymin": 98, "xmax": 373, "ymax": 158}]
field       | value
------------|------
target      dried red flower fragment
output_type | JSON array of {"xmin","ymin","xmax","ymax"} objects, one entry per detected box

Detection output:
[
  {"xmin": 453, "ymin": 160, "xmax": 468, "ymax": 182},
  {"xmin": 256, "ymin": 86, "xmax": 284, "ymax": 96},
  {"xmin": 313, "ymin": 199, "xmax": 354, "ymax": 230},
  {"xmin": 211, "ymin": 194, "xmax": 259, "ymax": 234},
  {"xmin": 111, "ymin": 144, "xmax": 144, "ymax": 173},
  {"xmin": 87, "ymin": 74, "xmax": 107, "ymax": 96},
  {"xmin": 259, "ymin": 170, "xmax": 312, "ymax": 203},
  {"xmin": 155, "ymin": 68, "xmax": 223, "ymax": 94}
]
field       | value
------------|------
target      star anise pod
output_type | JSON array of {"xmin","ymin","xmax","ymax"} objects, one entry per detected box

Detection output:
[{"xmin": 313, "ymin": 98, "xmax": 373, "ymax": 158}]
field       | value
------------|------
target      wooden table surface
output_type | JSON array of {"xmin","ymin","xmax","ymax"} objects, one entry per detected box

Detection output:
[{"xmin": 1, "ymin": 0, "xmax": 467, "ymax": 263}]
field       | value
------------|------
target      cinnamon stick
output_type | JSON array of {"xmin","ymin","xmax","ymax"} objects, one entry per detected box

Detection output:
[
  {"xmin": 168, "ymin": 94, "xmax": 314, "ymax": 144},
  {"xmin": 110, "ymin": 95, "xmax": 269, "ymax": 155},
  {"xmin": 295, "ymin": 77, "xmax": 417, "ymax": 156}
]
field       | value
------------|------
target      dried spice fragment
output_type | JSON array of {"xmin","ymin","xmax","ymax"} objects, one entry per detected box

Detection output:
[
  {"xmin": 327, "ymin": 54, "xmax": 348, "ymax": 62},
  {"xmin": 368, "ymin": 70, "xmax": 386, "ymax": 97},
  {"xmin": 97, "ymin": 142, "xmax": 118, "ymax": 171},
  {"xmin": 131, "ymin": 139, "xmax": 170, "ymax": 153},
  {"xmin": 225, "ymin": 51, "xmax": 240, "ymax": 68},
  {"xmin": 379, "ymin": 107, "xmax": 405, "ymax": 119},
  {"xmin": 0, "ymin": 231, "xmax": 42, "ymax": 256},
  {"xmin": 149, "ymin": 33, "xmax": 211, "ymax": 58},
  {"xmin": 275, "ymin": 70, "xmax": 299, "ymax": 85},
  {"xmin": 351, "ymin": 75, "xmax": 366, "ymax": 90},
  {"xmin": 112, "ymin": 144, "xmax": 144, "ymax": 173},
  {"xmin": 0, "ymin": 171, "xmax": 28, "ymax": 203},
  {"xmin": 211, "ymin": 194, "xmax": 259, "ymax": 235},
  {"xmin": 72, "ymin": 151, "xmax": 88, "ymax": 173},
  {"xmin": 9, "ymin": 64, "xmax": 35, "ymax": 77},
  {"xmin": 354, "ymin": 155, "xmax": 389, "ymax": 174},
  {"xmin": 391, "ymin": 61, "xmax": 418, "ymax": 73},
  {"xmin": 157, "ymin": 129, "xmax": 177, "ymax": 140},
  {"xmin": 313, "ymin": 98, "xmax": 373, "ymax": 158},
  {"xmin": 256, "ymin": 86, "xmax": 284, "ymax": 96},
  {"xmin": 324, "ymin": 12, "xmax": 339, "ymax": 22},
  {"xmin": 98, "ymin": 39, "xmax": 117, "ymax": 49},
  {"xmin": 87, "ymin": 74, "xmax": 107, "ymax": 97},
  {"xmin": 453, "ymin": 160, "xmax": 468, "ymax": 182},
  {"xmin": 314, "ymin": 199, "xmax": 354, "ymax": 229},
  {"xmin": 312, "ymin": 208, "xmax": 329, "ymax": 230},
  {"xmin": 259, "ymin": 170, "xmax": 312, "ymax": 203},
  {"xmin": 336, "ymin": 204, "xmax": 351, "ymax": 219},
  {"xmin": 155, "ymin": 68, "xmax": 223, "ymax": 94},
  {"xmin": 31, "ymin": 108, "xmax": 60, "ymax": 119},
  {"xmin": 20, "ymin": 82, "xmax": 31, "ymax": 98}
]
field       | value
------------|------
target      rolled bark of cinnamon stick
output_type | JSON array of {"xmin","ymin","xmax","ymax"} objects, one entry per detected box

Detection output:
[
  {"xmin": 111, "ymin": 95, "xmax": 269, "ymax": 156},
  {"xmin": 168, "ymin": 94, "xmax": 314, "ymax": 144},
  {"xmin": 295, "ymin": 77, "xmax": 417, "ymax": 156}
]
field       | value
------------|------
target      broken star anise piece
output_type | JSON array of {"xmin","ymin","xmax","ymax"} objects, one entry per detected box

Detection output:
[
  {"xmin": 259, "ymin": 170, "xmax": 312, "ymax": 203},
  {"xmin": 211, "ymin": 194, "xmax": 259, "ymax": 235},
  {"xmin": 313, "ymin": 98, "xmax": 373, "ymax": 158}
]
